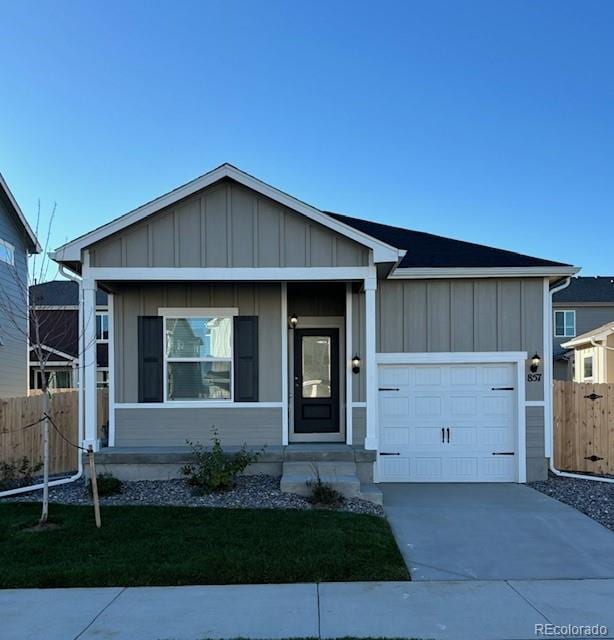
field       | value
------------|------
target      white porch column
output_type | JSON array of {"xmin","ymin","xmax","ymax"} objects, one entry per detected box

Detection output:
[
  {"xmin": 82, "ymin": 274, "xmax": 99, "ymax": 451},
  {"xmin": 345, "ymin": 283, "xmax": 353, "ymax": 445},
  {"xmin": 364, "ymin": 276, "xmax": 378, "ymax": 450}
]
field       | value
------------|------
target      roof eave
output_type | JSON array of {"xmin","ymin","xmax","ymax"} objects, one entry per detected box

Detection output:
[{"xmin": 0, "ymin": 172, "xmax": 41, "ymax": 253}]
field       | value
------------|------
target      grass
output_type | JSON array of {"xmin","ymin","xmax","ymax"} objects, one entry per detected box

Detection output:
[{"xmin": 0, "ymin": 503, "xmax": 408, "ymax": 588}]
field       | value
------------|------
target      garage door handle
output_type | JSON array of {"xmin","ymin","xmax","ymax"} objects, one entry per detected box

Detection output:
[
  {"xmin": 446, "ymin": 427, "xmax": 450, "ymax": 443},
  {"xmin": 441, "ymin": 427, "xmax": 445, "ymax": 443},
  {"xmin": 380, "ymin": 452, "xmax": 400, "ymax": 456},
  {"xmin": 379, "ymin": 387, "xmax": 400, "ymax": 391}
]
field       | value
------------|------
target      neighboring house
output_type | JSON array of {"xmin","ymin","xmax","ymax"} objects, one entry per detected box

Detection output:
[
  {"xmin": 50, "ymin": 163, "xmax": 578, "ymax": 490},
  {"xmin": 0, "ymin": 172, "xmax": 40, "ymax": 397},
  {"xmin": 552, "ymin": 276, "xmax": 614, "ymax": 380},
  {"xmin": 29, "ymin": 280, "xmax": 109, "ymax": 390},
  {"xmin": 561, "ymin": 322, "xmax": 614, "ymax": 383}
]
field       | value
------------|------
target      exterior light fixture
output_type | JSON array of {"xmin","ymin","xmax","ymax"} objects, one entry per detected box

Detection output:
[
  {"xmin": 530, "ymin": 353, "xmax": 541, "ymax": 373},
  {"xmin": 352, "ymin": 354, "xmax": 361, "ymax": 374},
  {"xmin": 288, "ymin": 314, "xmax": 298, "ymax": 329}
]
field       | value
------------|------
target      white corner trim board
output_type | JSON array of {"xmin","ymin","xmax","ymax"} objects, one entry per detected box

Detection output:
[
  {"xmin": 376, "ymin": 351, "xmax": 528, "ymax": 365},
  {"xmin": 50, "ymin": 164, "xmax": 402, "ymax": 264},
  {"xmin": 280, "ymin": 283, "xmax": 289, "ymax": 446}
]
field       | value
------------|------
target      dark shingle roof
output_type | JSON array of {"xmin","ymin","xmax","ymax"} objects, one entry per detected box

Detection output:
[
  {"xmin": 326, "ymin": 212, "xmax": 571, "ymax": 269},
  {"xmin": 30, "ymin": 280, "xmax": 108, "ymax": 306},
  {"xmin": 553, "ymin": 276, "xmax": 614, "ymax": 303}
]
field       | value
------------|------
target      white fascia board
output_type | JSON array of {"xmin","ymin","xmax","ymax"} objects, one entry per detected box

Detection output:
[
  {"xmin": 86, "ymin": 266, "xmax": 376, "ymax": 282},
  {"xmin": 29, "ymin": 344, "xmax": 78, "ymax": 361},
  {"xmin": 50, "ymin": 164, "xmax": 401, "ymax": 264},
  {"xmin": 376, "ymin": 351, "xmax": 528, "ymax": 365},
  {"xmin": 0, "ymin": 172, "xmax": 41, "ymax": 253},
  {"xmin": 562, "ymin": 329, "xmax": 614, "ymax": 349},
  {"xmin": 388, "ymin": 266, "xmax": 580, "ymax": 279}
]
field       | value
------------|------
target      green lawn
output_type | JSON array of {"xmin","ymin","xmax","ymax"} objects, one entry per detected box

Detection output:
[{"xmin": 0, "ymin": 503, "xmax": 408, "ymax": 588}]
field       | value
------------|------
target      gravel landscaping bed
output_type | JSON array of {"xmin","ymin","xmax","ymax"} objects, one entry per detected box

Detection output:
[
  {"xmin": 2, "ymin": 474, "xmax": 384, "ymax": 517},
  {"xmin": 530, "ymin": 474, "xmax": 614, "ymax": 531}
]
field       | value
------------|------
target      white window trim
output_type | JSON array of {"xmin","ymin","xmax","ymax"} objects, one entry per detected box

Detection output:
[
  {"xmin": 159, "ymin": 307, "xmax": 238, "ymax": 404},
  {"xmin": 554, "ymin": 309, "xmax": 576, "ymax": 338},
  {"xmin": 0, "ymin": 238, "xmax": 15, "ymax": 266},
  {"xmin": 96, "ymin": 311, "xmax": 110, "ymax": 343},
  {"xmin": 583, "ymin": 355, "xmax": 594, "ymax": 381}
]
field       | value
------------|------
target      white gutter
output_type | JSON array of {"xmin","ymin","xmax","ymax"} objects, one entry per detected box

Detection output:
[
  {"xmin": 0, "ymin": 265, "xmax": 85, "ymax": 498},
  {"xmin": 548, "ymin": 277, "xmax": 614, "ymax": 484}
]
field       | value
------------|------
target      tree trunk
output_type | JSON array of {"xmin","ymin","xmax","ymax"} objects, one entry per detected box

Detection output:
[{"xmin": 39, "ymin": 389, "xmax": 50, "ymax": 525}]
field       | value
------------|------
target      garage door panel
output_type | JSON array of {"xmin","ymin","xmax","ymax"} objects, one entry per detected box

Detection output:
[
  {"xmin": 380, "ymin": 367, "xmax": 410, "ymax": 386},
  {"xmin": 481, "ymin": 365, "xmax": 515, "ymax": 386},
  {"xmin": 414, "ymin": 426, "xmax": 445, "ymax": 445},
  {"xmin": 380, "ymin": 395, "xmax": 410, "ymax": 418},
  {"xmin": 414, "ymin": 457, "xmax": 442, "ymax": 479},
  {"xmin": 450, "ymin": 366, "xmax": 478, "ymax": 386},
  {"xmin": 444, "ymin": 457, "xmax": 478, "ymax": 479},
  {"xmin": 479, "ymin": 456, "xmax": 515, "ymax": 479},
  {"xmin": 449, "ymin": 395, "xmax": 478, "ymax": 416},
  {"xmin": 476, "ymin": 427, "xmax": 513, "ymax": 446},
  {"xmin": 380, "ymin": 456, "xmax": 410, "ymax": 479},
  {"xmin": 481, "ymin": 395, "xmax": 513, "ymax": 415},
  {"xmin": 414, "ymin": 367, "xmax": 443, "ymax": 386},
  {"xmin": 415, "ymin": 395, "xmax": 443, "ymax": 416},
  {"xmin": 382, "ymin": 427, "xmax": 409, "ymax": 445}
]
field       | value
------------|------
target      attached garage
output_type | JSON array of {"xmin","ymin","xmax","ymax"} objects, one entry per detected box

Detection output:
[{"xmin": 377, "ymin": 354, "xmax": 526, "ymax": 483}]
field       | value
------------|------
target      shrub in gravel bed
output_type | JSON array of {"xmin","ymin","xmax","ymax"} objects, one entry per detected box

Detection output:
[{"xmin": 89, "ymin": 473, "xmax": 122, "ymax": 497}]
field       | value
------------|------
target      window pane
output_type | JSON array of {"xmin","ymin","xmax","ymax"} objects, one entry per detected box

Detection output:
[
  {"xmin": 302, "ymin": 336, "xmax": 332, "ymax": 398},
  {"xmin": 166, "ymin": 317, "xmax": 232, "ymax": 358},
  {"xmin": 584, "ymin": 357, "xmax": 593, "ymax": 378},
  {"xmin": 565, "ymin": 312, "xmax": 575, "ymax": 336},
  {"xmin": 53, "ymin": 371, "xmax": 72, "ymax": 388},
  {"xmin": 554, "ymin": 312, "xmax": 565, "ymax": 336},
  {"xmin": 96, "ymin": 314, "xmax": 109, "ymax": 340},
  {"xmin": 167, "ymin": 361, "xmax": 231, "ymax": 400},
  {"xmin": 0, "ymin": 240, "xmax": 15, "ymax": 265}
]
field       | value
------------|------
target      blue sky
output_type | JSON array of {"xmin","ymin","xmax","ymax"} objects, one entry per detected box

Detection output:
[{"xmin": 1, "ymin": 0, "xmax": 612, "ymax": 275}]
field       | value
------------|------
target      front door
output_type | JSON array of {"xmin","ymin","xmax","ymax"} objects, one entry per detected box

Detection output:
[{"xmin": 293, "ymin": 328, "xmax": 340, "ymax": 437}]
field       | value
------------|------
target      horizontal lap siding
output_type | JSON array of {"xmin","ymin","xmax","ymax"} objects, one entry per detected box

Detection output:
[
  {"xmin": 90, "ymin": 181, "xmax": 369, "ymax": 268},
  {"xmin": 115, "ymin": 408, "xmax": 282, "ymax": 447},
  {"xmin": 114, "ymin": 283, "xmax": 281, "ymax": 403}
]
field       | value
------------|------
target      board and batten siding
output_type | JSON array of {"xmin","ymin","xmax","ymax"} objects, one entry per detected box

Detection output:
[
  {"xmin": 113, "ymin": 283, "xmax": 282, "ymax": 404},
  {"xmin": 0, "ymin": 192, "xmax": 30, "ymax": 398},
  {"xmin": 89, "ymin": 180, "xmax": 369, "ymax": 269}
]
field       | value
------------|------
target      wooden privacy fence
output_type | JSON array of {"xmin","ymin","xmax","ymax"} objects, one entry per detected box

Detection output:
[
  {"xmin": 0, "ymin": 389, "xmax": 108, "ymax": 475},
  {"xmin": 554, "ymin": 381, "xmax": 614, "ymax": 475}
]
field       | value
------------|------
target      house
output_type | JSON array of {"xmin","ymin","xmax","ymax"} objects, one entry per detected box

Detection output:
[
  {"xmin": 50, "ymin": 164, "xmax": 578, "ymax": 492},
  {"xmin": 28, "ymin": 280, "xmax": 109, "ymax": 390},
  {"xmin": 561, "ymin": 322, "xmax": 614, "ymax": 383},
  {"xmin": 552, "ymin": 276, "xmax": 614, "ymax": 380},
  {"xmin": 0, "ymin": 172, "xmax": 40, "ymax": 397}
]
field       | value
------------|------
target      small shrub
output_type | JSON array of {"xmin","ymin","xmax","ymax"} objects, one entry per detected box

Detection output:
[
  {"xmin": 181, "ymin": 428, "xmax": 263, "ymax": 494},
  {"xmin": 307, "ymin": 470, "xmax": 344, "ymax": 507},
  {"xmin": 88, "ymin": 473, "xmax": 122, "ymax": 497},
  {"xmin": 0, "ymin": 457, "xmax": 43, "ymax": 491}
]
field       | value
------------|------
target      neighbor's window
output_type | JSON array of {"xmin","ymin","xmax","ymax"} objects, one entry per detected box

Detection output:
[
  {"xmin": 96, "ymin": 369, "xmax": 109, "ymax": 388},
  {"xmin": 554, "ymin": 310, "xmax": 575, "ymax": 337},
  {"xmin": 583, "ymin": 356, "xmax": 593, "ymax": 379},
  {"xmin": 96, "ymin": 312, "xmax": 109, "ymax": 341},
  {"xmin": 164, "ymin": 314, "xmax": 233, "ymax": 401},
  {"xmin": 0, "ymin": 238, "xmax": 15, "ymax": 266}
]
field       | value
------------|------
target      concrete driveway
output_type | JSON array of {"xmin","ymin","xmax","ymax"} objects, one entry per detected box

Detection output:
[{"xmin": 382, "ymin": 483, "xmax": 614, "ymax": 581}]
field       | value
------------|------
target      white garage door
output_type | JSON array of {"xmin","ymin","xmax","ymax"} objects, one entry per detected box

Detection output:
[{"xmin": 378, "ymin": 362, "xmax": 518, "ymax": 482}]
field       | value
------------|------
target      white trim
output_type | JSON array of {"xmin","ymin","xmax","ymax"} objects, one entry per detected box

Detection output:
[
  {"xmin": 158, "ymin": 307, "xmax": 239, "ymax": 317},
  {"xmin": 51, "ymin": 164, "xmax": 401, "ymax": 263},
  {"xmin": 86, "ymin": 266, "xmax": 376, "ymax": 282},
  {"xmin": 0, "ymin": 171, "xmax": 41, "ymax": 252},
  {"xmin": 82, "ymin": 260, "xmax": 99, "ymax": 450},
  {"xmin": 389, "ymin": 266, "xmax": 579, "ymax": 279},
  {"xmin": 114, "ymin": 402, "xmax": 283, "ymax": 409},
  {"xmin": 352, "ymin": 402, "xmax": 367, "ymax": 408},
  {"xmin": 364, "ymin": 280, "xmax": 378, "ymax": 450},
  {"xmin": 562, "ymin": 325, "xmax": 614, "ymax": 349},
  {"xmin": 29, "ymin": 305, "xmax": 109, "ymax": 311},
  {"xmin": 0, "ymin": 238, "xmax": 15, "ymax": 265},
  {"xmin": 543, "ymin": 277, "xmax": 553, "ymax": 458},
  {"xmin": 553, "ymin": 309, "xmax": 576, "ymax": 338},
  {"xmin": 29, "ymin": 344, "xmax": 77, "ymax": 361},
  {"xmin": 30, "ymin": 360, "xmax": 76, "ymax": 367},
  {"xmin": 107, "ymin": 294, "xmax": 115, "ymax": 447},
  {"xmin": 516, "ymin": 358, "xmax": 527, "ymax": 483},
  {"xmin": 345, "ymin": 283, "xmax": 353, "ymax": 446},
  {"xmin": 525, "ymin": 400, "xmax": 545, "ymax": 407},
  {"xmin": 376, "ymin": 351, "xmax": 528, "ymax": 364},
  {"xmin": 281, "ymin": 283, "xmax": 289, "ymax": 446}
]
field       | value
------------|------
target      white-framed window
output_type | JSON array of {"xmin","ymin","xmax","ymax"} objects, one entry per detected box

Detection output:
[
  {"xmin": 0, "ymin": 238, "xmax": 15, "ymax": 266},
  {"xmin": 583, "ymin": 355, "xmax": 593, "ymax": 380},
  {"xmin": 160, "ymin": 308, "xmax": 236, "ymax": 402},
  {"xmin": 554, "ymin": 310, "xmax": 576, "ymax": 338},
  {"xmin": 96, "ymin": 369, "xmax": 109, "ymax": 388},
  {"xmin": 96, "ymin": 312, "xmax": 109, "ymax": 341}
]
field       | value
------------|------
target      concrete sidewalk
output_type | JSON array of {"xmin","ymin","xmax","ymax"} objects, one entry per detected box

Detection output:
[{"xmin": 2, "ymin": 579, "xmax": 614, "ymax": 640}]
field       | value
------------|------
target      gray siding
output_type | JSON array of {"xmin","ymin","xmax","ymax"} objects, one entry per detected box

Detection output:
[
  {"xmin": 526, "ymin": 406, "xmax": 546, "ymax": 481},
  {"xmin": 0, "ymin": 193, "xmax": 29, "ymax": 398},
  {"xmin": 114, "ymin": 283, "xmax": 281, "ymax": 403},
  {"xmin": 377, "ymin": 278, "xmax": 545, "ymax": 401},
  {"xmin": 90, "ymin": 180, "xmax": 369, "ymax": 268},
  {"xmin": 115, "ymin": 407, "xmax": 282, "ymax": 447},
  {"xmin": 553, "ymin": 303, "xmax": 614, "ymax": 380},
  {"xmin": 352, "ymin": 406, "xmax": 366, "ymax": 446}
]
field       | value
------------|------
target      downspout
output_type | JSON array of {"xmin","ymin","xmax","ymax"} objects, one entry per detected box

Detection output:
[
  {"xmin": 548, "ymin": 277, "xmax": 614, "ymax": 484},
  {"xmin": 0, "ymin": 265, "xmax": 85, "ymax": 498}
]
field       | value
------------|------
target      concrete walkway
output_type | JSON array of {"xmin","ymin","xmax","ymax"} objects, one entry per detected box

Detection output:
[
  {"xmin": 3, "ymin": 579, "xmax": 614, "ymax": 640},
  {"xmin": 382, "ymin": 483, "xmax": 614, "ymax": 581}
]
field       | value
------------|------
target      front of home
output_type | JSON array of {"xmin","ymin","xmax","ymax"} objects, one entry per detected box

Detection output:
[{"xmin": 51, "ymin": 164, "xmax": 577, "ymax": 486}]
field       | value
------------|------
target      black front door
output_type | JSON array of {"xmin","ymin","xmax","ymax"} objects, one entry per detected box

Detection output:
[{"xmin": 293, "ymin": 328, "xmax": 340, "ymax": 434}]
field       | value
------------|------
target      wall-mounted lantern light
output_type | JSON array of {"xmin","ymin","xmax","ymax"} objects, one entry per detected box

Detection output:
[
  {"xmin": 352, "ymin": 354, "xmax": 361, "ymax": 374},
  {"xmin": 288, "ymin": 314, "xmax": 298, "ymax": 329},
  {"xmin": 530, "ymin": 353, "xmax": 541, "ymax": 373}
]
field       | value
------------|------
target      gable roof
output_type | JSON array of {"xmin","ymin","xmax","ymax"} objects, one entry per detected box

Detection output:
[
  {"xmin": 327, "ymin": 212, "xmax": 572, "ymax": 271},
  {"xmin": 553, "ymin": 276, "xmax": 614, "ymax": 304},
  {"xmin": 51, "ymin": 164, "xmax": 402, "ymax": 264},
  {"xmin": 0, "ymin": 172, "xmax": 41, "ymax": 253},
  {"xmin": 30, "ymin": 280, "xmax": 108, "ymax": 307},
  {"xmin": 561, "ymin": 321, "xmax": 614, "ymax": 349}
]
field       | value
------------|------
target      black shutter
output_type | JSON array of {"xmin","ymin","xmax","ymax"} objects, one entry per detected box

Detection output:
[
  {"xmin": 233, "ymin": 316, "xmax": 259, "ymax": 402},
  {"xmin": 138, "ymin": 316, "xmax": 163, "ymax": 403}
]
